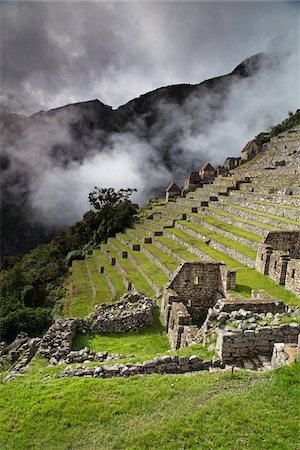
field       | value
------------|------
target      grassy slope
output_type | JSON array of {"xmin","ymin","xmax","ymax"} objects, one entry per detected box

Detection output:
[{"xmin": 0, "ymin": 361, "xmax": 299, "ymax": 450}]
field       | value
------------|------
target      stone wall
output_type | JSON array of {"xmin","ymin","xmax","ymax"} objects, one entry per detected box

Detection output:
[
  {"xmin": 55, "ymin": 354, "xmax": 210, "ymax": 379},
  {"xmin": 285, "ymin": 259, "xmax": 300, "ymax": 296},
  {"xmin": 174, "ymin": 222, "xmax": 255, "ymax": 268},
  {"xmin": 216, "ymin": 323, "xmax": 300, "ymax": 363},
  {"xmin": 263, "ymin": 231, "xmax": 300, "ymax": 257},
  {"xmin": 256, "ymin": 232, "xmax": 300, "ymax": 293},
  {"xmin": 91, "ymin": 296, "xmax": 156, "ymax": 333},
  {"xmin": 162, "ymin": 262, "xmax": 236, "ymax": 349},
  {"xmin": 166, "ymin": 261, "xmax": 234, "ymax": 320},
  {"xmin": 167, "ymin": 302, "xmax": 192, "ymax": 350},
  {"xmin": 38, "ymin": 295, "xmax": 156, "ymax": 364}
]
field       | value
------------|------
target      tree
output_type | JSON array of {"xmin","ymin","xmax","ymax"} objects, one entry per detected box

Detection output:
[{"xmin": 88, "ymin": 187, "xmax": 137, "ymax": 212}]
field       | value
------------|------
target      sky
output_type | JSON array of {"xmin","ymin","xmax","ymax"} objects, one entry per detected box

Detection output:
[
  {"xmin": 1, "ymin": 1, "xmax": 299, "ymax": 228},
  {"xmin": 1, "ymin": 1, "xmax": 299, "ymax": 114}
]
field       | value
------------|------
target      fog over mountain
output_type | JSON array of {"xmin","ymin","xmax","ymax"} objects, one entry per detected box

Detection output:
[{"xmin": 0, "ymin": 1, "xmax": 299, "ymax": 255}]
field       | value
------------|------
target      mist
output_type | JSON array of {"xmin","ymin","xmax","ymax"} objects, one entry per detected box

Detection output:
[
  {"xmin": 12, "ymin": 48, "xmax": 296, "ymax": 228},
  {"xmin": 1, "ymin": 1, "xmax": 299, "ymax": 231}
]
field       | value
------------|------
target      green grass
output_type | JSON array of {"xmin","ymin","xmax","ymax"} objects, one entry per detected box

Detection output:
[
  {"xmin": 93, "ymin": 251, "xmax": 127, "ymax": 298},
  {"xmin": 167, "ymin": 227, "xmax": 242, "ymax": 268},
  {"xmin": 102, "ymin": 244, "xmax": 155, "ymax": 297},
  {"xmin": 207, "ymin": 206, "xmax": 282, "ymax": 232},
  {"xmin": 71, "ymin": 310, "xmax": 172, "ymax": 363},
  {"xmin": 178, "ymin": 220, "xmax": 257, "ymax": 259},
  {"xmin": 235, "ymin": 268, "xmax": 300, "ymax": 306},
  {"xmin": 71, "ymin": 260, "xmax": 94, "ymax": 317},
  {"xmin": 0, "ymin": 359, "xmax": 299, "ymax": 449},
  {"xmin": 132, "ymin": 250, "xmax": 169, "ymax": 288},
  {"xmin": 86, "ymin": 256, "xmax": 112, "ymax": 305},
  {"xmin": 156, "ymin": 236, "xmax": 200, "ymax": 262},
  {"xmin": 143, "ymin": 244, "xmax": 179, "ymax": 273},
  {"xmin": 221, "ymin": 202, "xmax": 300, "ymax": 227},
  {"xmin": 190, "ymin": 213, "xmax": 262, "ymax": 242}
]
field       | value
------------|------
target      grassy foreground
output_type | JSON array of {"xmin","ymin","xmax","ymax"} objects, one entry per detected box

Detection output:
[{"xmin": 0, "ymin": 360, "xmax": 299, "ymax": 450}]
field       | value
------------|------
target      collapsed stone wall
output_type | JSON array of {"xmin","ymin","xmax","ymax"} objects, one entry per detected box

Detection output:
[
  {"xmin": 55, "ymin": 354, "xmax": 211, "ymax": 379},
  {"xmin": 90, "ymin": 296, "xmax": 156, "ymax": 333},
  {"xmin": 38, "ymin": 295, "xmax": 156, "ymax": 365}
]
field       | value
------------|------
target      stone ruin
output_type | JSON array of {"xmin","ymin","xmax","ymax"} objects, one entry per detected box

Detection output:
[
  {"xmin": 161, "ymin": 261, "xmax": 236, "ymax": 350},
  {"xmin": 256, "ymin": 231, "xmax": 300, "ymax": 296}
]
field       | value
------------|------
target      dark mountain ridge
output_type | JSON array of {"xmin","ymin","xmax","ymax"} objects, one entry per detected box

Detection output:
[{"xmin": 1, "ymin": 52, "xmax": 273, "ymax": 255}]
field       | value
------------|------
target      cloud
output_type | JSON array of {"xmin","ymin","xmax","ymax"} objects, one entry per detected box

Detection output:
[
  {"xmin": 1, "ymin": 1, "xmax": 298, "ymax": 112},
  {"xmin": 1, "ymin": 1, "xmax": 299, "ymax": 232}
]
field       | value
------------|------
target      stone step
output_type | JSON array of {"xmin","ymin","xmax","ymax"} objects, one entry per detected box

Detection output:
[
  {"xmin": 176, "ymin": 197, "xmax": 212, "ymax": 208},
  {"xmin": 100, "ymin": 245, "xmax": 135, "ymax": 292},
  {"xmin": 93, "ymin": 251, "xmax": 128, "ymax": 298},
  {"xmin": 109, "ymin": 238, "xmax": 168, "ymax": 291},
  {"xmin": 202, "ymin": 207, "xmax": 272, "ymax": 238},
  {"xmin": 125, "ymin": 228, "xmax": 153, "ymax": 244},
  {"xmin": 151, "ymin": 213, "xmax": 176, "ymax": 226},
  {"xmin": 240, "ymin": 183, "xmax": 300, "ymax": 196},
  {"xmin": 220, "ymin": 195, "xmax": 300, "ymax": 221},
  {"xmin": 134, "ymin": 223, "xmax": 164, "ymax": 237},
  {"xmin": 153, "ymin": 235, "xmax": 201, "ymax": 263},
  {"xmin": 174, "ymin": 221, "xmax": 255, "ymax": 268},
  {"xmin": 155, "ymin": 202, "xmax": 262, "ymax": 249},
  {"xmin": 216, "ymin": 202, "xmax": 300, "ymax": 230},
  {"xmin": 140, "ymin": 245, "xmax": 174, "ymax": 278},
  {"xmin": 163, "ymin": 228, "xmax": 214, "ymax": 262},
  {"xmin": 228, "ymin": 190, "xmax": 300, "ymax": 208},
  {"xmin": 185, "ymin": 214, "xmax": 260, "ymax": 251}
]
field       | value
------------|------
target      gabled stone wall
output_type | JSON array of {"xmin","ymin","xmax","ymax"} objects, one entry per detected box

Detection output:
[
  {"xmin": 285, "ymin": 259, "xmax": 300, "ymax": 296},
  {"xmin": 162, "ymin": 262, "xmax": 236, "ymax": 349},
  {"xmin": 256, "ymin": 231, "xmax": 300, "ymax": 295}
]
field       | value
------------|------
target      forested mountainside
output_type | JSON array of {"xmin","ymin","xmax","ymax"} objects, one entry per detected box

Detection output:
[{"xmin": 1, "ymin": 53, "xmax": 274, "ymax": 256}]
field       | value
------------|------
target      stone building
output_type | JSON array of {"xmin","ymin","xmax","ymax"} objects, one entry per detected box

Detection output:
[
  {"xmin": 161, "ymin": 261, "xmax": 236, "ymax": 349},
  {"xmin": 224, "ymin": 157, "xmax": 241, "ymax": 170},
  {"xmin": 241, "ymin": 140, "xmax": 259, "ymax": 162},
  {"xmin": 183, "ymin": 171, "xmax": 202, "ymax": 191},
  {"xmin": 199, "ymin": 163, "xmax": 216, "ymax": 183},
  {"xmin": 165, "ymin": 182, "xmax": 181, "ymax": 201},
  {"xmin": 256, "ymin": 231, "xmax": 300, "ymax": 296}
]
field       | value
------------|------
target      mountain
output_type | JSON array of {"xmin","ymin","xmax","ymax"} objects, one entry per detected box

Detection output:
[{"xmin": 1, "ymin": 53, "xmax": 272, "ymax": 256}]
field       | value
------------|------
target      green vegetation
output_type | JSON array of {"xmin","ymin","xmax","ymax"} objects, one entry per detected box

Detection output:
[
  {"xmin": 235, "ymin": 269, "xmax": 300, "ymax": 306},
  {"xmin": 207, "ymin": 206, "xmax": 282, "ymax": 232},
  {"xmin": 221, "ymin": 202, "xmax": 300, "ymax": 227},
  {"xmin": 255, "ymin": 109, "xmax": 300, "ymax": 145},
  {"xmin": 71, "ymin": 260, "xmax": 94, "ymax": 317},
  {"xmin": 0, "ymin": 359, "xmax": 299, "ymax": 449},
  {"xmin": 0, "ymin": 188, "xmax": 138, "ymax": 342},
  {"xmin": 178, "ymin": 220, "xmax": 257, "ymax": 259},
  {"xmin": 157, "ymin": 236, "xmax": 199, "ymax": 261},
  {"xmin": 143, "ymin": 244, "xmax": 179, "ymax": 272},
  {"xmin": 93, "ymin": 251, "xmax": 127, "ymax": 298},
  {"xmin": 132, "ymin": 250, "xmax": 169, "ymax": 288},
  {"xmin": 167, "ymin": 227, "xmax": 242, "ymax": 268},
  {"xmin": 190, "ymin": 213, "xmax": 262, "ymax": 242},
  {"xmin": 102, "ymin": 244, "xmax": 155, "ymax": 297}
]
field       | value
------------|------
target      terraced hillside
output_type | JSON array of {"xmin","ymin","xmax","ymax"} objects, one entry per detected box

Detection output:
[{"xmin": 69, "ymin": 171, "xmax": 300, "ymax": 317}]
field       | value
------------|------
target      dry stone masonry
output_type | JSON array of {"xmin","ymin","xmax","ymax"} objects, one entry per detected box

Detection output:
[
  {"xmin": 256, "ymin": 231, "xmax": 300, "ymax": 295},
  {"xmin": 161, "ymin": 261, "xmax": 236, "ymax": 350}
]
